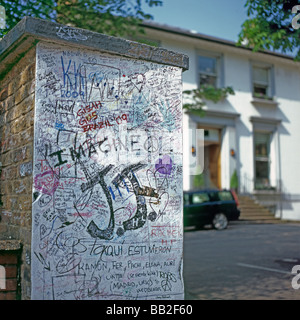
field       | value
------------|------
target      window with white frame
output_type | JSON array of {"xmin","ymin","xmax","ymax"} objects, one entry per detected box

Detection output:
[
  {"xmin": 254, "ymin": 132, "xmax": 271, "ymax": 189},
  {"xmin": 198, "ymin": 55, "xmax": 219, "ymax": 88},
  {"xmin": 250, "ymin": 116, "xmax": 281, "ymax": 191},
  {"xmin": 252, "ymin": 63, "xmax": 273, "ymax": 100}
]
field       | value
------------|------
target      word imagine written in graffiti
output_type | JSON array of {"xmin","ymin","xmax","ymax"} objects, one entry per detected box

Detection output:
[{"xmin": 31, "ymin": 42, "xmax": 184, "ymax": 300}]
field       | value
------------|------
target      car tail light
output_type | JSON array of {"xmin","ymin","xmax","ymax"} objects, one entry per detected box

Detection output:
[{"xmin": 231, "ymin": 189, "xmax": 239, "ymax": 207}]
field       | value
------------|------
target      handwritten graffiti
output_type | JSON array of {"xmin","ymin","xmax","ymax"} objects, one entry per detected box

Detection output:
[
  {"xmin": 56, "ymin": 26, "xmax": 89, "ymax": 41},
  {"xmin": 32, "ymin": 42, "xmax": 184, "ymax": 300}
]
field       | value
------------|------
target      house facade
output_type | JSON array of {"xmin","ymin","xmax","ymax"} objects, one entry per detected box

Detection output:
[{"xmin": 142, "ymin": 21, "xmax": 300, "ymax": 221}]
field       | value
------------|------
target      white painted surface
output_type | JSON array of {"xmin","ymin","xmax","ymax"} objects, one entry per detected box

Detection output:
[{"xmin": 31, "ymin": 42, "xmax": 184, "ymax": 300}]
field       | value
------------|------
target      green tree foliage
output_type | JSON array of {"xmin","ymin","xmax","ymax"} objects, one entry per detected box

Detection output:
[
  {"xmin": 230, "ymin": 169, "xmax": 238, "ymax": 190},
  {"xmin": 183, "ymin": 85, "xmax": 235, "ymax": 116},
  {"xmin": 238, "ymin": 0, "xmax": 300, "ymax": 59},
  {"xmin": 0, "ymin": 0, "xmax": 162, "ymax": 38}
]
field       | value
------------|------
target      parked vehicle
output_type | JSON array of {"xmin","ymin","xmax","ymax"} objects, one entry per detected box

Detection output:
[{"xmin": 183, "ymin": 189, "xmax": 240, "ymax": 230}]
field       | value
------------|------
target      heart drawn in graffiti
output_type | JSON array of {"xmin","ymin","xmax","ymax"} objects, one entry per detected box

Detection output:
[
  {"xmin": 34, "ymin": 170, "xmax": 60, "ymax": 195},
  {"xmin": 146, "ymin": 169, "xmax": 169, "ymax": 219},
  {"xmin": 130, "ymin": 73, "xmax": 146, "ymax": 93},
  {"xmin": 149, "ymin": 191, "xmax": 169, "ymax": 220}
]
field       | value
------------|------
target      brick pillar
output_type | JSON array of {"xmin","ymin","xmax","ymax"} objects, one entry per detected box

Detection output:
[
  {"xmin": 0, "ymin": 44, "xmax": 35, "ymax": 299},
  {"xmin": 0, "ymin": 17, "xmax": 188, "ymax": 300}
]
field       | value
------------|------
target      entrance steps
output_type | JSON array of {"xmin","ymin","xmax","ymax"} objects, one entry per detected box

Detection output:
[{"xmin": 237, "ymin": 195, "xmax": 281, "ymax": 224}]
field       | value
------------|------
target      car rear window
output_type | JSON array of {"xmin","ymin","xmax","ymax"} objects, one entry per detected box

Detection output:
[
  {"xmin": 217, "ymin": 191, "xmax": 233, "ymax": 201},
  {"xmin": 192, "ymin": 193, "xmax": 210, "ymax": 204},
  {"xmin": 183, "ymin": 194, "xmax": 190, "ymax": 205}
]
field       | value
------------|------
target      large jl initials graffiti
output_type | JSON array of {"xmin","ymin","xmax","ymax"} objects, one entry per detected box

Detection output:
[{"xmin": 78, "ymin": 162, "xmax": 148, "ymax": 240}]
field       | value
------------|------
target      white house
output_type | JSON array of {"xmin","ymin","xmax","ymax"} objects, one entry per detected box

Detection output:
[{"xmin": 141, "ymin": 21, "xmax": 300, "ymax": 221}]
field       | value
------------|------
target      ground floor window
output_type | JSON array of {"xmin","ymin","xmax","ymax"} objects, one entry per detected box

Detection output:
[{"xmin": 254, "ymin": 132, "xmax": 271, "ymax": 189}]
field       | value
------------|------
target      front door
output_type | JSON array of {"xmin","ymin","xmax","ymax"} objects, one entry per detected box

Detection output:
[{"xmin": 202, "ymin": 128, "xmax": 221, "ymax": 189}]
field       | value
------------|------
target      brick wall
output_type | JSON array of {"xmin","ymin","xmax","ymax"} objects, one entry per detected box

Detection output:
[
  {"xmin": 0, "ymin": 47, "xmax": 36, "ymax": 300},
  {"xmin": 0, "ymin": 247, "xmax": 21, "ymax": 300}
]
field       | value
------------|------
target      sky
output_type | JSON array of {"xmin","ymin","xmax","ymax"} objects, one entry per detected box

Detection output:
[{"xmin": 142, "ymin": 0, "xmax": 249, "ymax": 42}]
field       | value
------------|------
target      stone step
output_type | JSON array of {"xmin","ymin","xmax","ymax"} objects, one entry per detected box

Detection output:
[
  {"xmin": 240, "ymin": 207, "xmax": 272, "ymax": 211},
  {"xmin": 237, "ymin": 194, "xmax": 279, "ymax": 222},
  {"xmin": 238, "ymin": 201, "xmax": 266, "ymax": 206},
  {"xmin": 240, "ymin": 215, "xmax": 277, "ymax": 220},
  {"xmin": 239, "ymin": 206, "xmax": 273, "ymax": 212},
  {"xmin": 238, "ymin": 202, "xmax": 263, "ymax": 207},
  {"xmin": 237, "ymin": 219, "xmax": 281, "ymax": 224},
  {"xmin": 241, "ymin": 214, "xmax": 275, "ymax": 219},
  {"xmin": 238, "ymin": 199, "xmax": 259, "ymax": 203},
  {"xmin": 239, "ymin": 207, "xmax": 271, "ymax": 212}
]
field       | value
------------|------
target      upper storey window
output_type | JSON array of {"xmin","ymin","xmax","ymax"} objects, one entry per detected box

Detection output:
[
  {"xmin": 198, "ymin": 55, "xmax": 218, "ymax": 88},
  {"xmin": 251, "ymin": 62, "xmax": 274, "ymax": 100}
]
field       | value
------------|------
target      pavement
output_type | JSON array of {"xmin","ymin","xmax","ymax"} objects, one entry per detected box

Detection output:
[{"xmin": 183, "ymin": 218, "xmax": 300, "ymax": 300}]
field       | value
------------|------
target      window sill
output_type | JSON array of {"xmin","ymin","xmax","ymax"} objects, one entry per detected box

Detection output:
[{"xmin": 251, "ymin": 97, "xmax": 278, "ymax": 107}]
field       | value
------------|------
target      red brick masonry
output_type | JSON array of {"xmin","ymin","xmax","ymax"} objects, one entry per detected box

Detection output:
[{"xmin": 0, "ymin": 241, "xmax": 21, "ymax": 300}]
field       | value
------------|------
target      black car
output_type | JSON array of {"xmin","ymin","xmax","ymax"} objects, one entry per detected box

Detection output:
[{"xmin": 183, "ymin": 189, "xmax": 240, "ymax": 230}]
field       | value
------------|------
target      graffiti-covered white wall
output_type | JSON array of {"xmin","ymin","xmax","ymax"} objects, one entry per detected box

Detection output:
[{"xmin": 31, "ymin": 42, "xmax": 184, "ymax": 300}]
